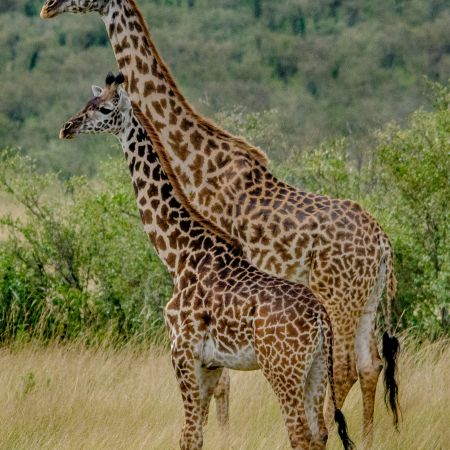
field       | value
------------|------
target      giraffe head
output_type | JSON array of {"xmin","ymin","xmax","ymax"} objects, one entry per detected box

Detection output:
[
  {"xmin": 60, "ymin": 72, "xmax": 131, "ymax": 139},
  {"xmin": 40, "ymin": 0, "xmax": 107, "ymax": 18}
]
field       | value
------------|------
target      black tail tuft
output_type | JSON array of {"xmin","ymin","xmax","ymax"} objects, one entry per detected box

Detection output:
[
  {"xmin": 334, "ymin": 409, "xmax": 354, "ymax": 450},
  {"xmin": 382, "ymin": 331, "xmax": 400, "ymax": 429}
]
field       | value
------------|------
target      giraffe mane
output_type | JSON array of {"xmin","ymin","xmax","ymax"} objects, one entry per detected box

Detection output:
[
  {"xmin": 127, "ymin": 0, "xmax": 270, "ymax": 168},
  {"xmin": 131, "ymin": 101, "xmax": 241, "ymax": 250}
]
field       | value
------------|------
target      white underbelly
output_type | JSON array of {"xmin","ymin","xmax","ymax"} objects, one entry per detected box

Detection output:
[{"xmin": 199, "ymin": 335, "xmax": 259, "ymax": 371}]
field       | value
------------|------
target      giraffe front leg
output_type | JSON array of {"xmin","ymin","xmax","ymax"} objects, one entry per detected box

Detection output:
[
  {"xmin": 171, "ymin": 347, "xmax": 205, "ymax": 450},
  {"xmin": 171, "ymin": 345, "xmax": 224, "ymax": 450},
  {"xmin": 202, "ymin": 366, "xmax": 226, "ymax": 427}
]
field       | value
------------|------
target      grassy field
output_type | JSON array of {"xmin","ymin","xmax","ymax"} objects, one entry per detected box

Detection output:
[{"xmin": 0, "ymin": 338, "xmax": 448, "ymax": 450}]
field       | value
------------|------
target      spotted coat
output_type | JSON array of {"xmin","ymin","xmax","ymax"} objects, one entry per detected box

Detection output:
[
  {"xmin": 41, "ymin": 0, "xmax": 398, "ymax": 443},
  {"xmin": 60, "ymin": 78, "xmax": 353, "ymax": 450}
]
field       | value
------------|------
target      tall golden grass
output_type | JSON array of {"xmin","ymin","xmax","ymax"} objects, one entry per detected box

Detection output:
[{"xmin": 0, "ymin": 338, "xmax": 448, "ymax": 449}]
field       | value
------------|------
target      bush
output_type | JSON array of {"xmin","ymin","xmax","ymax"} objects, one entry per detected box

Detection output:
[
  {"xmin": 375, "ymin": 84, "xmax": 450, "ymax": 337},
  {"xmin": 0, "ymin": 150, "xmax": 172, "ymax": 344},
  {"xmin": 1, "ymin": 79, "xmax": 448, "ymax": 342},
  {"xmin": 274, "ymin": 80, "xmax": 450, "ymax": 338}
]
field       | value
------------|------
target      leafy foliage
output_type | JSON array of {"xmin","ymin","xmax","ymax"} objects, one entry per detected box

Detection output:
[
  {"xmin": 276, "ymin": 81, "xmax": 450, "ymax": 337},
  {"xmin": 0, "ymin": 150, "xmax": 171, "ymax": 343},
  {"xmin": 0, "ymin": 0, "xmax": 449, "ymax": 341},
  {"xmin": 1, "ymin": 82, "xmax": 449, "ymax": 342},
  {"xmin": 376, "ymin": 91, "xmax": 450, "ymax": 337}
]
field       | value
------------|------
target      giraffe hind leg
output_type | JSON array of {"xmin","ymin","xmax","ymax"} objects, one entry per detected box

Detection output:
[
  {"xmin": 172, "ymin": 348, "xmax": 224, "ymax": 449},
  {"xmin": 304, "ymin": 348, "xmax": 329, "ymax": 448},
  {"xmin": 257, "ymin": 333, "xmax": 323, "ymax": 449},
  {"xmin": 355, "ymin": 257, "xmax": 386, "ymax": 447},
  {"xmin": 213, "ymin": 368, "xmax": 230, "ymax": 427},
  {"xmin": 324, "ymin": 340, "xmax": 358, "ymax": 429},
  {"xmin": 355, "ymin": 308, "xmax": 383, "ymax": 448},
  {"xmin": 272, "ymin": 377, "xmax": 317, "ymax": 449}
]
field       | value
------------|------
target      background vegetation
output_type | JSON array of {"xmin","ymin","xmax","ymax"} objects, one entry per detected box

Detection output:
[
  {"xmin": 0, "ymin": 0, "xmax": 449, "ymax": 343},
  {"xmin": 1, "ymin": 0, "xmax": 450, "ymax": 173},
  {"xmin": 0, "ymin": 84, "xmax": 448, "ymax": 342}
]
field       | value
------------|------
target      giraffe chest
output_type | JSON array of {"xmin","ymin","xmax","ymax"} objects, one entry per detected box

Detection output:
[{"xmin": 198, "ymin": 333, "xmax": 259, "ymax": 371}]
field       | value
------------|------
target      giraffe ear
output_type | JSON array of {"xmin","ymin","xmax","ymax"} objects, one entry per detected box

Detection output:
[
  {"xmin": 117, "ymin": 88, "xmax": 131, "ymax": 111},
  {"xmin": 91, "ymin": 85, "xmax": 103, "ymax": 97}
]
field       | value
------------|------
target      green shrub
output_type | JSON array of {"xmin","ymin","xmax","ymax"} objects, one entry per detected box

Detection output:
[
  {"xmin": 0, "ymin": 150, "xmax": 171, "ymax": 344},
  {"xmin": 274, "ymin": 81, "xmax": 450, "ymax": 338},
  {"xmin": 0, "ymin": 79, "xmax": 448, "ymax": 342},
  {"xmin": 375, "ymin": 85, "xmax": 450, "ymax": 337}
]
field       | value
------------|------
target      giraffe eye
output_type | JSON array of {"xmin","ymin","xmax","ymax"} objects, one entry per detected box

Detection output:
[{"xmin": 99, "ymin": 107, "xmax": 112, "ymax": 115}]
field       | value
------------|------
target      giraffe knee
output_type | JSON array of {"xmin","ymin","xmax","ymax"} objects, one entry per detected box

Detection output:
[{"xmin": 357, "ymin": 358, "xmax": 383, "ymax": 380}]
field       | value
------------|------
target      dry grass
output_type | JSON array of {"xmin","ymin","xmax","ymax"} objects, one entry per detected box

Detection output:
[
  {"xmin": 0, "ymin": 338, "xmax": 448, "ymax": 450},
  {"xmin": 0, "ymin": 193, "xmax": 25, "ymax": 240}
]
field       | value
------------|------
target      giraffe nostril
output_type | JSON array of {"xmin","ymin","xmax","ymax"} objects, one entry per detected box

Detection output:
[{"xmin": 60, "ymin": 121, "xmax": 77, "ymax": 139}]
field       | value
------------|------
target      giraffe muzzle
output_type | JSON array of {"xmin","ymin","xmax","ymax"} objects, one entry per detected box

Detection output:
[
  {"xmin": 40, "ymin": 0, "xmax": 60, "ymax": 19},
  {"xmin": 59, "ymin": 121, "xmax": 77, "ymax": 139}
]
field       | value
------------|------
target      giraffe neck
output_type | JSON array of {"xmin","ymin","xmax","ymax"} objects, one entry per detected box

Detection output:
[
  {"xmin": 114, "ymin": 105, "xmax": 225, "ymax": 280},
  {"xmin": 102, "ymin": 0, "xmax": 191, "ymax": 128},
  {"xmin": 101, "ymin": 0, "xmax": 268, "ymax": 241}
]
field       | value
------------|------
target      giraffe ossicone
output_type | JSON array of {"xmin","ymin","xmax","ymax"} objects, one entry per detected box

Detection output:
[{"xmin": 60, "ymin": 73, "xmax": 354, "ymax": 450}]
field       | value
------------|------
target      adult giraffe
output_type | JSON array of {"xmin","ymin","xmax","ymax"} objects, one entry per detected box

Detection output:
[
  {"xmin": 60, "ymin": 73, "xmax": 354, "ymax": 450},
  {"xmin": 40, "ymin": 0, "xmax": 400, "ymax": 443}
]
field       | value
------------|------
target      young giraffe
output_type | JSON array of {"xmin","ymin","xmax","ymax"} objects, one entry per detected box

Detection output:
[
  {"xmin": 60, "ymin": 73, "xmax": 353, "ymax": 450},
  {"xmin": 40, "ymin": 0, "xmax": 400, "ymax": 442}
]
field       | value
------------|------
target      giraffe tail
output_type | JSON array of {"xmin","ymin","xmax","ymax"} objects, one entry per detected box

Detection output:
[
  {"xmin": 381, "ymin": 246, "xmax": 401, "ymax": 429},
  {"xmin": 321, "ymin": 311, "xmax": 354, "ymax": 450}
]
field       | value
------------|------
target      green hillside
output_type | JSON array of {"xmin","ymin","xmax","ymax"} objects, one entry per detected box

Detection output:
[{"xmin": 1, "ymin": 0, "xmax": 450, "ymax": 174}]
